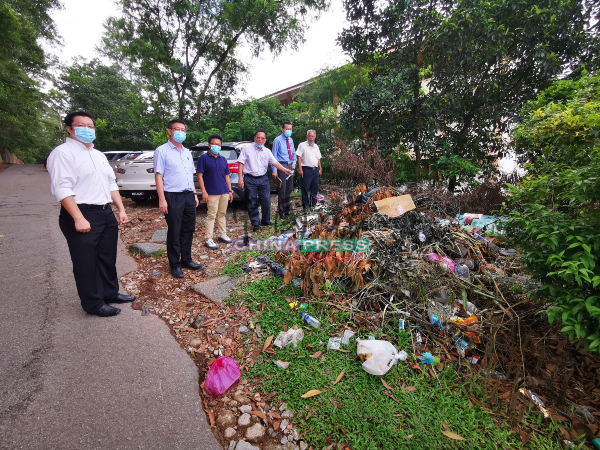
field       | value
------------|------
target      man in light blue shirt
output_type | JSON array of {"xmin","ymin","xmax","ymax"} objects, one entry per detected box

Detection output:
[
  {"xmin": 153, "ymin": 119, "xmax": 203, "ymax": 278},
  {"xmin": 271, "ymin": 121, "xmax": 296, "ymax": 219}
]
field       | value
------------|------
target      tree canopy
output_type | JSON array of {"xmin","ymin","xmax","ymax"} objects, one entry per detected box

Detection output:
[
  {"xmin": 101, "ymin": 0, "xmax": 330, "ymax": 121},
  {"xmin": 339, "ymin": 0, "xmax": 599, "ymax": 187}
]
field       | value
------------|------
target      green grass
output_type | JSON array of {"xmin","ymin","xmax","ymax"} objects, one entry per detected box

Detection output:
[{"xmin": 230, "ymin": 276, "xmax": 572, "ymax": 450}]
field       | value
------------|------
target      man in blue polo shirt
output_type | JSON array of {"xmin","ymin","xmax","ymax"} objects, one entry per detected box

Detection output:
[
  {"xmin": 153, "ymin": 119, "xmax": 204, "ymax": 278},
  {"xmin": 197, "ymin": 134, "xmax": 233, "ymax": 250},
  {"xmin": 271, "ymin": 121, "xmax": 296, "ymax": 219}
]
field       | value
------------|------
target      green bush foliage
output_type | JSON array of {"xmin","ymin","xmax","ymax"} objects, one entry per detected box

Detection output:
[{"xmin": 503, "ymin": 74, "xmax": 600, "ymax": 353}]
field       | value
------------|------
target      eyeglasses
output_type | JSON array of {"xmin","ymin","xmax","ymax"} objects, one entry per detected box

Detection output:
[
  {"xmin": 170, "ymin": 127, "xmax": 186, "ymax": 132},
  {"xmin": 72, "ymin": 124, "xmax": 95, "ymax": 129}
]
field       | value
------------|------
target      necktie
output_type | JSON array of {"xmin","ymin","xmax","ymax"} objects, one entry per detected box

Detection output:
[{"xmin": 286, "ymin": 138, "xmax": 292, "ymax": 161}]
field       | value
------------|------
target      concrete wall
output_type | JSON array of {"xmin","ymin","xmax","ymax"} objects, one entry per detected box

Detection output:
[{"xmin": 0, "ymin": 148, "xmax": 24, "ymax": 164}]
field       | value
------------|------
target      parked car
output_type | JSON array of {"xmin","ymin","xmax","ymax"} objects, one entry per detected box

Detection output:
[
  {"xmin": 102, "ymin": 151, "xmax": 131, "ymax": 162},
  {"xmin": 113, "ymin": 151, "xmax": 157, "ymax": 202}
]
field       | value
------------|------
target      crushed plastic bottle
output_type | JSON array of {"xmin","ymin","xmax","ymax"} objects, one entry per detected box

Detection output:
[
  {"xmin": 300, "ymin": 312, "xmax": 320, "ymax": 328},
  {"xmin": 455, "ymin": 264, "xmax": 471, "ymax": 282},
  {"xmin": 418, "ymin": 232, "xmax": 426, "ymax": 242}
]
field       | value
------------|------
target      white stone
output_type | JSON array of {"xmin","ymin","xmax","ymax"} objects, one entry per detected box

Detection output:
[
  {"xmin": 217, "ymin": 410, "xmax": 236, "ymax": 428},
  {"xmin": 238, "ymin": 413, "xmax": 252, "ymax": 427},
  {"xmin": 245, "ymin": 423, "xmax": 266, "ymax": 443},
  {"xmin": 239, "ymin": 405, "xmax": 252, "ymax": 414},
  {"xmin": 224, "ymin": 427, "xmax": 236, "ymax": 439},
  {"xmin": 235, "ymin": 441, "xmax": 260, "ymax": 450}
]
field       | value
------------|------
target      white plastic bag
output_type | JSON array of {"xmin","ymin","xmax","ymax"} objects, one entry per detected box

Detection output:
[{"xmin": 356, "ymin": 339, "xmax": 405, "ymax": 376}]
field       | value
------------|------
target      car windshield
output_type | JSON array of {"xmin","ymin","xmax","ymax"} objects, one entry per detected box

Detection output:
[{"xmin": 123, "ymin": 152, "xmax": 144, "ymax": 160}]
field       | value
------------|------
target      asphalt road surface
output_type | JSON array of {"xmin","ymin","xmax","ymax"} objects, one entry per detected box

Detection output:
[{"xmin": 0, "ymin": 165, "xmax": 220, "ymax": 450}]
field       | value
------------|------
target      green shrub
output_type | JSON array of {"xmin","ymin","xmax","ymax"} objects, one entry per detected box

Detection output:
[{"xmin": 503, "ymin": 74, "xmax": 600, "ymax": 353}]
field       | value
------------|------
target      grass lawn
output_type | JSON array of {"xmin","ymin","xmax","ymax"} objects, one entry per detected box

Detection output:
[{"xmin": 226, "ymin": 275, "xmax": 574, "ymax": 450}]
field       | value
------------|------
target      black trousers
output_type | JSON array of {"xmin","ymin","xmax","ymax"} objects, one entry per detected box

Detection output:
[
  {"xmin": 59, "ymin": 204, "xmax": 119, "ymax": 313},
  {"xmin": 164, "ymin": 191, "xmax": 196, "ymax": 268},
  {"xmin": 244, "ymin": 174, "xmax": 271, "ymax": 227},
  {"xmin": 276, "ymin": 162, "xmax": 294, "ymax": 216},
  {"xmin": 301, "ymin": 167, "xmax": 319, "ymax": 209}
]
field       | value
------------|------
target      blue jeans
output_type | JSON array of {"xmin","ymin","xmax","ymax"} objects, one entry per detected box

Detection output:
[
  {"xmin": 301, "ymin": 167, "xmax": 319, "ymax": 209},
  {"xmin": 244, "ymin": 174, "xmax": 271, "ymax": 226}
]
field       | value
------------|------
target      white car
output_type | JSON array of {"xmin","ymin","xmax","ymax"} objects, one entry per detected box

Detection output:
[{"xmin": 113, "ymin": 151, "xmax": 157, "ymax": 202}]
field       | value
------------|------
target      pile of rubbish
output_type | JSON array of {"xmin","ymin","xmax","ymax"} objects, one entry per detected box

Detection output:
[{"xmin": 279, "ymin": 185, "xmax": 536, "ymax": 372}]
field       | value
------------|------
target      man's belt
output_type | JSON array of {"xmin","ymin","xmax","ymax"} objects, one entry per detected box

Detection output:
[
  {"xmin": 76, "ymin": 203, "xmax": 112, "ymax": 209},
  {"xmin": 303, "ymin": 166, "xmax": 318, "ymax": 169},
  {"xmin": 244, "ymin": 173, "xmax": 267, "ymax": 179}
]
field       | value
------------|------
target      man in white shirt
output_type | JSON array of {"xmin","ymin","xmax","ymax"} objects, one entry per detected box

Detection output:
[
  {"xmin": 47, "ymin": 111, "xmax": 134, "ymax": 317},
  {"xmin": 237, "ymin": 130, "xmax": 292, "ymax": 232},
  {"xmin": 296, "ymin": 129, "xmax": 322, "ymax": 210}
]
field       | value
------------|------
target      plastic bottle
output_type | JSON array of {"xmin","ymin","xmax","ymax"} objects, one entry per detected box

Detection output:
[
  {"xmin": 455, "ymin": 264, "xmax": 471, "ymax": 282},
  {"xmin": 418, "ymin": 232, "xmax": 426, "ymax": 242},
  {"xmin": 300, "ymin": 312, "xmax": 321, "ymax": 328}
]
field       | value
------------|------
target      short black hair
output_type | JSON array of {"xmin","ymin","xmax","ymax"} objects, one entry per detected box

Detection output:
[
  {"xmin": 207, "ymin": 134, "xmax": 222, "ymax": 145},
  {"xmin": 167, "ymin": 119, "xmax": 187, "ymax": 130},
  {"xmin": 282, "ymin": 121, "xmax": 292, "ymax": 128},
  {"xmin": 254, "ymin": 129, "xmax": 267, "ymax": 138},
  {"xmin": 64, "ymin": 111, "xmax": 94, "ymax": 128}
]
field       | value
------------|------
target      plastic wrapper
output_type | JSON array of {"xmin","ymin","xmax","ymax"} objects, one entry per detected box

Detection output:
[
  {"xmin": 274, "ymin": 328, "xmax": 305, "ymax": 348},
  {"xmin": 428, "ymin": 252, "xmax": 456, "ymax": 272},
  {"xmin": 205, "ymin": 356, "xmax": 241, "ymax": 397},
  {"xmin": 356, "ymin": 339, "xmax": 405, "ymax": 376}
]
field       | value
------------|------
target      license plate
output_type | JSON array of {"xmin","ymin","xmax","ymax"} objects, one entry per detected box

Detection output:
[{"xmin": 131, "ymin": 192, "xmax": 144, "ymax": 196}]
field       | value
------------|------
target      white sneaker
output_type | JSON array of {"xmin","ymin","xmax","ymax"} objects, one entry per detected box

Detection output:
[
  {"xmin": 205, "ymin": 239, "xmax": 218, "ymax": 249},
  {"xmin": 218, "ymin": 235, "xmax": 232, "ymax": 244}
]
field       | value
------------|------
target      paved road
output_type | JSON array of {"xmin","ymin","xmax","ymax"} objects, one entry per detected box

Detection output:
[{"xmin": 0, "ymin": 165, "xmax": 220, "ymax": 450}]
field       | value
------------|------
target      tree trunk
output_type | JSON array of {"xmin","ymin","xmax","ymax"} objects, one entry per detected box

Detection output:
[{"xmin": 448, "ymin": 175, "xmax": 457, "ymax": 193}]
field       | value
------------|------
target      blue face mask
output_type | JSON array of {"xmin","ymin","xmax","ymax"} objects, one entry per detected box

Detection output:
[
  {"xmin": 284, "ymin": 129, "xmax": 292, "ymax": 138},
  {"xmin": 210, "ymin": 145, "xmax": 221, "ymax": 155},
  {"xmin": 74, "ymin": 127, "xmax": 96, "ymax": 143},
  {"xmin": 172, "ymin": 130, "xmax": 186, "ymax": 143},
  {"xmin": 308, "ymin": 140, "xmax": 315, "ymax": 145},
  {"xmin": 255, "ymin": 143, "xmax": 264, "ymax": 149}
]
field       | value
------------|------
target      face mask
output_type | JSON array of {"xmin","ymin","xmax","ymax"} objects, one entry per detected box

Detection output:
[
  {"xmin": 308, "ymin": 139, "xmax": 315, "ymax": 145},
  {"xmin": 255, "ymin": 143, "xmax": 264, "ymax": 149},
  {"xmin": 284, "ymin": 130, "xmax": 292, "ymax": 138},
  {"xmin": 74, "ymin": 127, "xmax": 95, "ymax": 143},
  {"xmin": 172, "ymin": 130, "xmax": 186, "ymax": 143},
  {"xmin": 210, "ymin": 145, "xmax": 221, "ymax": 155}
]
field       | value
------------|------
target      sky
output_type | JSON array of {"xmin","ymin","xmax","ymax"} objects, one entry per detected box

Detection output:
[{"xmin": 49, "ymin": 0, "xmax": 350, "ymax": 100}]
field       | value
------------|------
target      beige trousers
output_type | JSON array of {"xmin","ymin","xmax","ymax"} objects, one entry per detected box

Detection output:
[{"xmin": 205, "ymin": 193, "xmax": 229, "ymax": 239}]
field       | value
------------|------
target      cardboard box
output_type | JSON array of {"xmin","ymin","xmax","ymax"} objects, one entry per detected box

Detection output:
[{"xmin": 374, "ymin": 194, "xmax": 416, "ymax": 217}]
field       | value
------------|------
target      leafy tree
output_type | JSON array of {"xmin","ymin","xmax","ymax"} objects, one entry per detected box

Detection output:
[
  {"xmin": 57, "ymin": 59, "xmax": 158, "ymax": 150},
  {"xmin": 503, "ymin": 74, "xmax": 600, "ymax": 353},
  {"xmin": 339, "ymin": 0, "xmax": 599, "ymax": 189},
  {"xmin": 0, "ymin": 0, "xmax": 61, "ymax": 162},
  {"xmin": 101, "ymin": 0, "xmax": 330, "ymax": 121}
]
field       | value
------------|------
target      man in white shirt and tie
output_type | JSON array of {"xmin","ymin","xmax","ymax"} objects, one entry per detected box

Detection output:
[{"xmin": 47, "ymin": 111, "xmax": 134, "ymax": 317}]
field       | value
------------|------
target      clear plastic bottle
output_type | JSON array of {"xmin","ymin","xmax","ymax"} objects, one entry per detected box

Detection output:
[
  {"xmin": 455, "ymin": 264, "xmax": 471, "ymax": 282},
  {"xmin": 300, "ymin": 312, "xmax": 321, "ymax": 328}
]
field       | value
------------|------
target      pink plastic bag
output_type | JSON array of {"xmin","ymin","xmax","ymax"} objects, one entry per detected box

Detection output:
[
  {"xmin": 428, "ymin": 252, "xmax": 456, "ymax": 273},
  {"xmin": 205, "ymin": 356, "xmax": 241, "ymax": 397}
]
